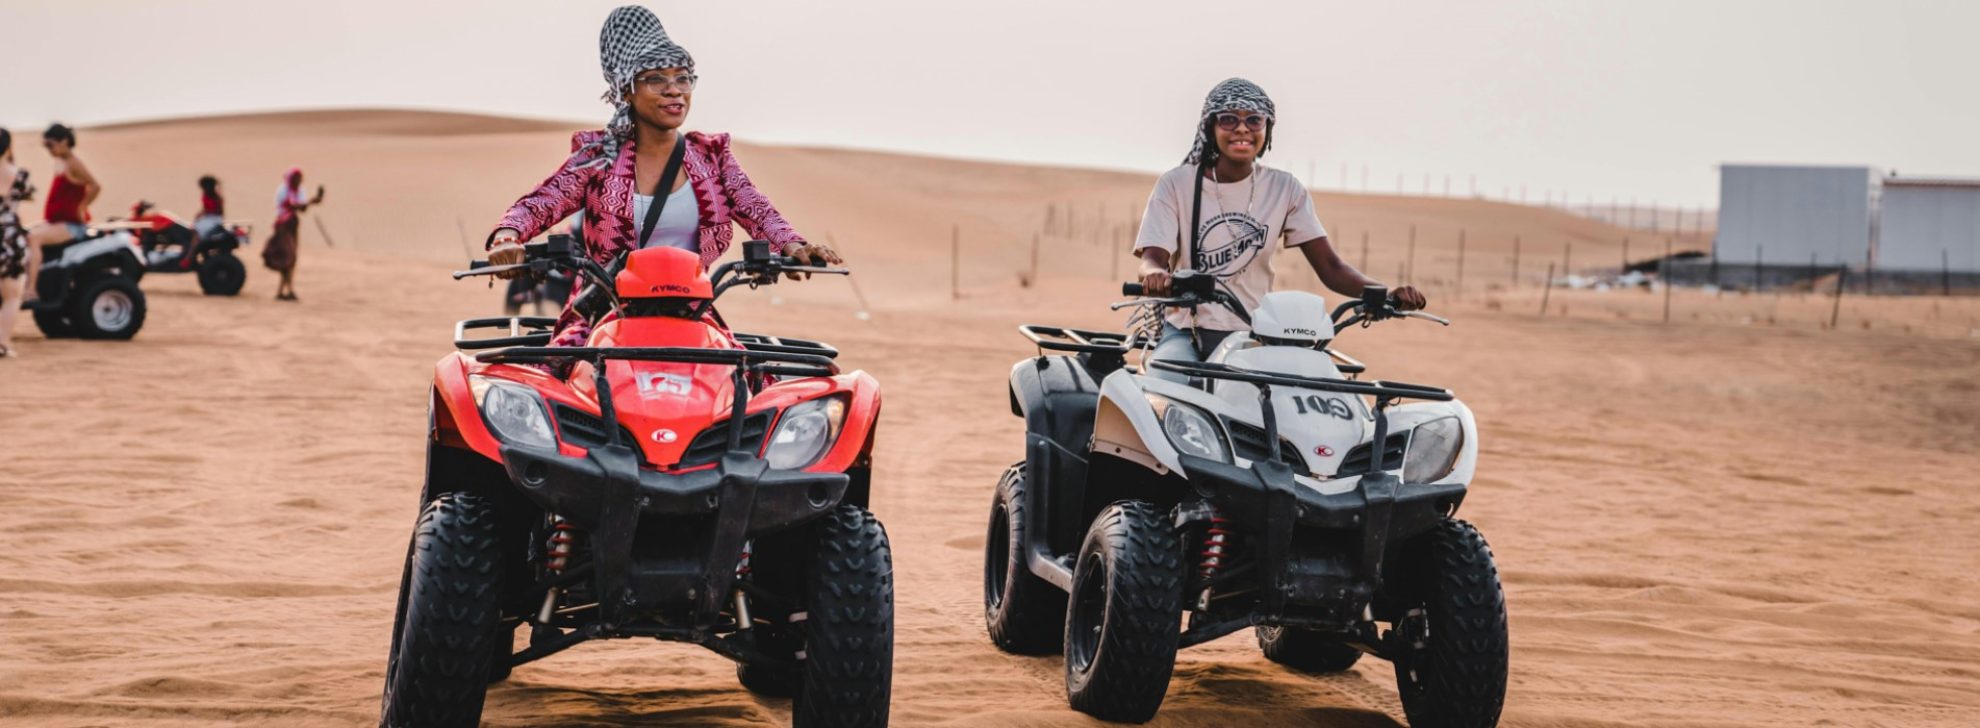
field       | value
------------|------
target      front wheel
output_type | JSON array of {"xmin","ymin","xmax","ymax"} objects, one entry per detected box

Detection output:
[
  {"xmin": 197, "ymin": 252, "xmax": 246, "ymax": 295},
  {"xmin": 1389, "ymin": 518, "xmax": 1509, "ymax": 728},
  {"xmin": 1064, "ymin": 501, "xmax": 1183, "ymax": 723},
  {"xmin": 69, "ymin": 276, "xmax": 146, "ymax": 340},
  {"xmin": 380, "ymin": 493, "xmax": 504, "ymax": 728},
  {"xmin": 984, "ymin": 463, "xmax": 1065, "ymax": 654},
  {"xmin": 792, "ymin": 505, "xmax": 894, "ymax": 728}
]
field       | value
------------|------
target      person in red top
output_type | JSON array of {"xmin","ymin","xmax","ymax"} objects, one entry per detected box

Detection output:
[{"xmin": 25, "ymin": 124, "xmax": 100, "ymax": 301}]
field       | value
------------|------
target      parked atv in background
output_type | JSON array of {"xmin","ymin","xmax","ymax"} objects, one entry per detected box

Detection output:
[
  {"xmin": 987, "ymin": 272, "xmax": 1507, "ymax": 726},
  {"xmin": 381, "ymin": 236, "xmax": 893, "ymax": 728},
  {"xmin": 128, "ymin": 209, "xmax": 253, "ymax": 296},
  {"xmin": 27, "ymin": 225, "xmax": 147, "ymax": 340}
]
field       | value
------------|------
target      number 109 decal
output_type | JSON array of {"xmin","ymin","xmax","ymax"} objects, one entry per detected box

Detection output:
[{"xmin": 1288, "ymin": 394, "xmax": 1355, "ymax": 420}]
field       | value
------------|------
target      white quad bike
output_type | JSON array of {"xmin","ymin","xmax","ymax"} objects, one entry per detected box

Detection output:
[{"xmin": 987, "ymin": 272, "xmax": 1508, "ymax": 726}]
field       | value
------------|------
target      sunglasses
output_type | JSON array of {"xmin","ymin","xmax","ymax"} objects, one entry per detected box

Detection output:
[{"xmin": 1215, "ymin": 113, "xmax": 1269, "ymax": 132}]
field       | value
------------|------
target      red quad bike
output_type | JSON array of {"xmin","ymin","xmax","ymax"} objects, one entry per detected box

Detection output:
[{"xmin": 381, "ymin": 237, "xmax": 893, "ymax": 728}]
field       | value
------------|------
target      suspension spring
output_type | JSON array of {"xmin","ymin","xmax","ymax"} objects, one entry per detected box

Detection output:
[
  {"xmin": 736, "ymin": 540, "xmax": 752, "ymax": 578},
  {"xmin": 1198, "ymin": 514, "xmax": 1231, "ymax": 581},
  {"xmin": 545, "ymin": 516, "xmax": 580, "ymax": 574}
]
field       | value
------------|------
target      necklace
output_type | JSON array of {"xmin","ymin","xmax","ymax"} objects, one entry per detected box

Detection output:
[{"xmin": 1208, "ymin": 164, "xmax": 1258, "ymax": 230}]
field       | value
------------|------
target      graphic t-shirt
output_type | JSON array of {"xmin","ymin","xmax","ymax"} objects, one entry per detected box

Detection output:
[{"xmin": 1133, "ymin": 164, "xmax": 1327, "ymax": 331}]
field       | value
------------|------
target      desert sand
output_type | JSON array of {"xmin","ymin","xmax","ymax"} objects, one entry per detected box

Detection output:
[{"xmin": 1, "ymin": 111, "xmax": 1977, "ymax": 727}]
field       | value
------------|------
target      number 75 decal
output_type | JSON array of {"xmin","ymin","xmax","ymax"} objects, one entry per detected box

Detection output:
[{"xmin": 1288, "ymin": 394, "xmax": 1354, "ymax": 420}]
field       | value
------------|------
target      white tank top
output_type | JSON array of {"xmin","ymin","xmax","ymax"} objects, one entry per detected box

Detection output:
[{"xmin": 634, "ymin": 182, "xmax": 698, "ymax": 252}]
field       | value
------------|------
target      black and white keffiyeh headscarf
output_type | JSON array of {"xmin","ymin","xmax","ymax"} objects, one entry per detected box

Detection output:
[
  {"xmin": 589, "ymin": 5, "xmax": 695, "ymax": 165},
  {"xmin": 1184, "ymin": 78, "xmax": 1276, "ymax": 166}
]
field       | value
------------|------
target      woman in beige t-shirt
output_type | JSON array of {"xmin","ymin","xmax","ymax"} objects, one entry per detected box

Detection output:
[{"xmin": 1132, "ymin": 78, "xmax": 1424, "ymax": 380}]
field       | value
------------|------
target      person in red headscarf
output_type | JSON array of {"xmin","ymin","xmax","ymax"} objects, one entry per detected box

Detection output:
[{"xmin": 262, "ymin": 167, "xmax": 322, "ymax": 301}]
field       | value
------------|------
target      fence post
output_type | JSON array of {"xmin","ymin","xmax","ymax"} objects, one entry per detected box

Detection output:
[
  {"xmin": 951, "ymin": 224, "xmax": 960, "ymax": 301},
  {"xmin": 1755, "ymin": 245, "xmax": 1763, "ymax": 292},
  {"xmin": 1360, "ymin": 230, "xmax": 1369, "ymax": 271},
  {"xmin": 1540, "ymin": 262, "xmax": 1555, "ymax": 316},
  {"xmin": 1512, "ymin": 235, "xmax": 1521, "ymax": 288},
  {"xmin": 1406, "ymin": 224, "xmax": 1417, "ymax": 285},
  {"xmin": 1456, "ymin": 229, "xmax": 1466, "ymax": 300},
  {"xmin": 1110, "ymin": 228, "xmax": 1121, "ymax": 282},
  {"xmin": 1662, "ymin": 237, "xmax": 1674, "ymax": 324},
  {"xmin": 1562, "ymin": 241, "xmax": 1573, "ymax": 281},
  {"xmin": 1830, "ymin": 266, "xmax": 1847, "ymax": 329},
  {"xmin": 1028, "ymin": 232, "xmax": 1040, "ymax": 288},
  {"xmin": 1622, "ymin": 236, "xmax": 1630, "ymax": 273}
]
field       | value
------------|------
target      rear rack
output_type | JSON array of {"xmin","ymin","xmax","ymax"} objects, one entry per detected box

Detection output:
[
  {"xmin": 1017, "ymin": 324, "xmax": 1148, "ymax": 354},
  {"xmin": 455, "ymin": 316, "xmax": 559, "ymax": 350}
]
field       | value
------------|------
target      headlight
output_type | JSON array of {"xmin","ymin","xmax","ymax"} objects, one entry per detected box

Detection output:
[
  {"xmin": 764, "ymin": 396, "xmax": 848, "ymax": 469},
  {"xmin": 1402, "ymin": 416, "xmax": 1463, "ymax": 483},
  {"xmin": 1146, "ymin": 394, "xmax": 1229, "ymax": 462},
  {"xmin": 469, "ymin": 375, "xmax": 556, "ymax": 449}
]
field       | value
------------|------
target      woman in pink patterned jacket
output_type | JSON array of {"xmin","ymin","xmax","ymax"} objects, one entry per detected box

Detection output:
[{"xmin": 488, "ymin": 5, "xmax": 840, "ymax": 349}]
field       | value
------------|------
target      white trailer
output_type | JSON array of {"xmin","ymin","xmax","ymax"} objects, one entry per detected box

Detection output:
[
  {"xmin": 1877, "ymin": 177, "xmax": 1980, "ymax": 273},
  {"xmin": 1716, "ymin": 165, "xmax": 1877, "ymax": 267}
]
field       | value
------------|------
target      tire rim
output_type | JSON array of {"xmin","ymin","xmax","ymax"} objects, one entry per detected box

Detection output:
[
  {"xmin": 1067, "ymin": 551, "xmax": 1108, "ymax": 673},
  {"xmin": 93, "ymin": 290, "xmax": 133, "ymax": 330},
  {"xmin": 984, "ymin": 502, "xmax": 1009, "ymax": 611}
]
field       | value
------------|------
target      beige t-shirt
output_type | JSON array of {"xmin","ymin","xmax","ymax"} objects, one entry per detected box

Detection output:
[{"xmin": 1133, "ymin": 164, "xmax": 1327, "ymax": 331}]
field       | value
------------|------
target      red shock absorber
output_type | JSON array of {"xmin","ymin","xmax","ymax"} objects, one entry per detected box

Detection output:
[
  {"xmin": 545, "ymin": 516, "xmax": 579, "ymax": 574},
  {"xmin": 1198, "ymin": 514, "xmax": 1231, "ymax": 581}
]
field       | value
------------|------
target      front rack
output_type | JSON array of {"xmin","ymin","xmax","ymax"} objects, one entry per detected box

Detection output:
[
  {"xmin": 733, "ymin": 332, "xmax": 839, "ymax": 360},
  {"xmin": 477, "ymin": 346, "xmax": 841, "ymax": 453},
  {"xmin": 1018, "ymin": 324, "xmax": 1148, "ymax": 354},
  {"xmin": 1149, "ymin": 360, "xmax": 1451, "ymax": 402}
]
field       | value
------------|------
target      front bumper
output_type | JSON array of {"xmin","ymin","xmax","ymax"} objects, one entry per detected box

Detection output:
[
  {"xmin": 1178, "ymin": 455, "xmax": 1466, "ymax": 629},
  {"xmin": 499, "ymin": 442, "xmax": 849, "ymax": 628}
]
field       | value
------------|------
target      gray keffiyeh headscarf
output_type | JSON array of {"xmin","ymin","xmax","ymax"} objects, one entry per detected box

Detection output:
[
  {"xmin": 1184, "ymin": 78, "xmax": 1276, "ymax": 166},
  {"xmin": 589, "ymin": 5, "xmax": 696, "ymax": 166}
]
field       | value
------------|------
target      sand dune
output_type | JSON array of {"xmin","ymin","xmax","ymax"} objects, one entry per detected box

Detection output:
[{"xmin": 1, "ymin": 110, "xmax": 1976, "ymax": 727}]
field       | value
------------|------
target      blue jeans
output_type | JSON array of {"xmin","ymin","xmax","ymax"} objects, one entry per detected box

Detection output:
[{"xmin": 1146, "ymin": 323, "xmax": 1237, "ymax": 384}]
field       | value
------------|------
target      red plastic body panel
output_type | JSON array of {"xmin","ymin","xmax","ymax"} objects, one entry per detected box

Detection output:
[{"xmin": 615, "ymin": 246, "xmax": 712, "ymax": 300}]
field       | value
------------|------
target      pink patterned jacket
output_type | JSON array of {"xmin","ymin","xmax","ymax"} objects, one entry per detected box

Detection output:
[{"xmin": 492, "ymin": 129, "xmax": 806, "ymax": 348}]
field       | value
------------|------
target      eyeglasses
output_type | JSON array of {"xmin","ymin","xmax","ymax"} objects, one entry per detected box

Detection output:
[
  {"xmin": 1215, "ymin": 113, "xmax": 1269, "ymax": 132},
  {"xmin": 635, "ymin": 72, "xmax": 698, "ymax": 93}
]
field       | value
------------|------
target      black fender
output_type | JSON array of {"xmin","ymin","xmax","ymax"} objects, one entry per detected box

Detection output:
[{"xmin": 1008, "ymin": 355, "xmax": 1103, "ymax": 573}]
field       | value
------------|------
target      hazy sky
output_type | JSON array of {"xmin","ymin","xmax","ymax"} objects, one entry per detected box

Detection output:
[{"xmin": 6, "ymin": 0, "xmax": 1976, "ymax": 207}]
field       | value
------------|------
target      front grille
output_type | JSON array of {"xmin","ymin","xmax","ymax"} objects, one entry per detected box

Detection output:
[
  {"xmin": 1225, "ymin": 419, "xmax": 1312, "ymax": 476},
  {"xmin": 553, "ymin": 405, "xmax": 641, "ymax": 456},
  {"xmin": 1336, "ymin": 432, "xmax": 1410, "ymax": 478},
  {"xmin": 679, "ymin": 411, "xmax": 775, "ymax": 467}
]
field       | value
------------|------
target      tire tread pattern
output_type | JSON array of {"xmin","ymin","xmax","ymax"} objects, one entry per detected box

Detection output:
[
  {"xmin": 381, "ymin": 493, "xmax": 503, "ymax": 728},
  {"xmin": 793, "ymin": 504, "xmax": 894, "ymax": 728},
  {"xmin": 1394, "ymin": 518, "xmax": 1509, "ymax": 728},
  {"xmin": 984, "ymin": 463, "xmax": 1066, "ymax": 654},
  {"xmin": 1065, "ymin": 500, "xmax": 1184, "ymax": 723}
]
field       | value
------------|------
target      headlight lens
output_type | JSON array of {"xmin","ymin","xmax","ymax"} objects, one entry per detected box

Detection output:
[
  {"xmin": 1402, "ymin": 416, "xmax": 1463, "ymax": 483},
  {"xmin": 1148, "ymin": 394, "xmax": 1229, "ymax": 462},
  {"xmin": 764, "ymin": 396, "xmax": 848, "ymax": 469},
  {"xmin": 469, "ymin": 375, "xmax": 556, "ymax": 449}
]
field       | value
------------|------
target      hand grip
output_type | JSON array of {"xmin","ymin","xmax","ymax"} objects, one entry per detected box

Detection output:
[
  {"xmin": 1122, "ymin": 282, "xmax": 1145, "ymax": 296},
  {"xmin": 469, "ymin": 260, "xmax": 491, "ymax": 270}
]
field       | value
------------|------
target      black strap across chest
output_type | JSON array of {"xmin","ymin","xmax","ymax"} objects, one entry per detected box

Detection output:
[
  {"xmin": 1188, "ymin": 165, "xmax": 1206, "ymax": 271},
  {"xmin": 637, "ymin": 137, "xmax": 689, "ymax": 249}
]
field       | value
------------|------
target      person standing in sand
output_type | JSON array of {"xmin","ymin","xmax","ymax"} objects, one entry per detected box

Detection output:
[
  {"xmin": 1133, "ymin": 78, "xmax": 1427, "ymax": 382},
  {"xmin": 487, "ymin": 4, "xmax": 840, "ymax": 353},
  {"xmin": 263, "ymin": 167, "xmax": 322, "ymax": 301},
  {"xmin": 24, "ymin": 123, "xmax": 99, "ymax": 303},
  {"xmin": 0, "ymin": 130, "xmax": 36, "ymax": 358}
]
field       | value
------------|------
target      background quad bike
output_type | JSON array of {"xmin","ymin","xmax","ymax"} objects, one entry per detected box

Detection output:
[{"xmin": 30, "ymin": 234, "xmax": 148, "ymax": 340}]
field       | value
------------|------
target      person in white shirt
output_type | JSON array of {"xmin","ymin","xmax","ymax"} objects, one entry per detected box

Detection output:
[{"xmin": 1133, "ymin": 78, "xmax": 1425, "ymax": 381}]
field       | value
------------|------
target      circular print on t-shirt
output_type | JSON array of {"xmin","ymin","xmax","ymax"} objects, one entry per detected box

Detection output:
[{"xmin": 1195, "ymin": 211, "xmax": 1269, "ymax": 277}]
